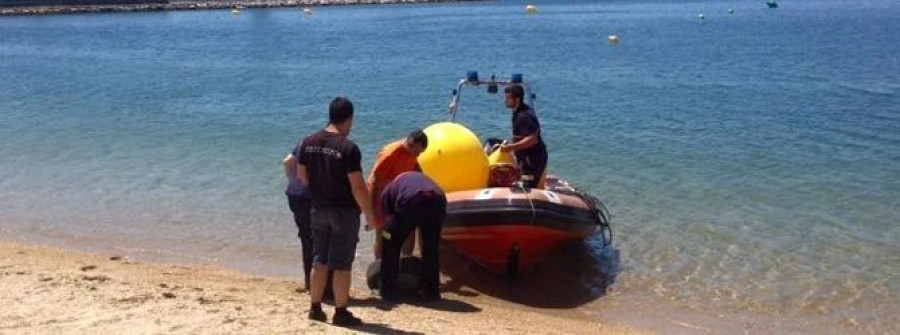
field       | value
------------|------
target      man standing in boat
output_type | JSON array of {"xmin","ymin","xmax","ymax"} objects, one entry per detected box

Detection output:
[
  {"xmin": 500, "ymin": 85, "xmax": 548, "ymax": 188},
  {"xmin": 367, "ymin": 130, "xmax": 429, "ymax": 260},
  {"xmin": 378, "ymin": 171, "xmax": 446, "ymax": 301},
  {"xmin": 296, "ymin": 97, "xmax": 376, "ymax": 327}
]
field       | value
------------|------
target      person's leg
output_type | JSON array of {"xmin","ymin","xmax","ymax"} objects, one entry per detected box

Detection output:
[
  {"xmin": 519, "ymin": 153, "xmax": 547, "ymax": 189},
  {"xmin": 289, "ymin": 196, "xmax": 314, "ymax": 290},
  {"xmin": 307, "ymin": 207, "xmax": 331, "ymax": 321},
  {"xmin": 419, "ymin": 203, "xmax": 445, "ymax": 300},
  {"xmin": 373, "ymin": 228, "xmax": 383, "ymax": 260},
  {"xmin": 327, "ymin": 209, "xmax": 362, "ymax": 326},
  {"xmin": 308, "ymin": 263, "xmax": 329, "ymax": 321},
  {"xmin": 332, "ymin": 269, "xmax": 352, "ymax": 306},
  {"xmin": 309, "ymin": 208, "xmax": 331, "ymax": 304},
  {"xmin": 380, "ymin": 213, "xmax": 415, "ymax": 300},
  {"xmin": 400, "ymin": 227, "xmax": 417, "ymax": 257}
]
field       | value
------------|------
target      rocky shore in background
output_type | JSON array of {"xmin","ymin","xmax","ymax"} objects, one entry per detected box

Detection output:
[{"xmin": 0, "ymin": 0, "xmax": 484, "ymax": 16}]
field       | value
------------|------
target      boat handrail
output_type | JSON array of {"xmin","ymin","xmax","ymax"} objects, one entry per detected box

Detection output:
[{"xmin": 448, "ymin": 72, "xmax": 537, "ymax": 122}]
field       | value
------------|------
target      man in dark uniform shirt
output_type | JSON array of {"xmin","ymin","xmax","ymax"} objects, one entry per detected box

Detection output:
[
  {"xmin": 379, "ymin": 171, "xmax": 446, "ymax": 301},
  {"xmin": 500, "ymin": 85, "xmax": 548, "ymax": 188},
  {"xmin": 296, "ymin": 97, "xmax": 376, "ymax": 327}
]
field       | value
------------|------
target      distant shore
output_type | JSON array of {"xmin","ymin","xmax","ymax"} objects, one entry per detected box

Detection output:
[{"xmin": 0, "ymin": 0, "xmax": 484, "ymax": 16}]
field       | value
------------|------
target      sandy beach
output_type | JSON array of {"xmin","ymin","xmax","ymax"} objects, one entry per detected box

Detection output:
[{"xmin": 0, "ymin": 242, "xmax": 642, "ymax": 334}]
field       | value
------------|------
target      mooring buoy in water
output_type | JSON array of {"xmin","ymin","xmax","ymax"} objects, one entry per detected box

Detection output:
[
  {"xmin": 607, "ymin": 34, "xmax": 620, "ymax": 44},
  {"xmin": 525, "ymin": 4, "xmax": 537, "ymax": 14},
  {"xmin": 698, "ymin": 13, "xmax": 705, "ymax": 20},
  {"xmin": 303, "ymin": 7, "xmax": 313, "ymax": 15},
  {"xmin": 729, "ymin": 8, "xmax": 735, "ymax": 14}
]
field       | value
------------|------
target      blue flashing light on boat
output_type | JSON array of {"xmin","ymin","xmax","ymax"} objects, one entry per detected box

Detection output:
[
  {"xmin": 511, "ymin": 73, "xmax": 523, "ymax": 83},
  {"xmin": 466, "ymin": 71, "xmax": 479, "ymax": 83}
]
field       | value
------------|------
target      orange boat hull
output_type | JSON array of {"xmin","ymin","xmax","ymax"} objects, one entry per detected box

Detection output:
[{"xmin": 442, "ymin": 224, "xmax": 580, "ymax": 274}]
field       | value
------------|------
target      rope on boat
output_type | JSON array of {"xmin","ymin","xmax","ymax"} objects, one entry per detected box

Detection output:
[{"xmin": 557, "ymin": 187, "xmax": 613, "ymax": 247}]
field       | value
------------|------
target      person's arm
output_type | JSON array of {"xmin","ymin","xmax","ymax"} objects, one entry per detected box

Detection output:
[
  {"xmin": 282, "ymin": 153, "xmax": 297, "ymax": 181},
  {"xmin": 293, "ymin": 140, "xmax": 309, "ymax": 186},
  {"xmin": 502, "ymin": 112, "xmax": 541, "ymax": 152},
  {"xmin": 503, "ymin": 133, "xmax": 539, "ymax": 152},
  {"xmin": 349, "ymin": 172, "xmax": 376, "ymax": 230},
  {"xmin": 297, "ymin": 163, "xmax": 309, "ymax": 187}
]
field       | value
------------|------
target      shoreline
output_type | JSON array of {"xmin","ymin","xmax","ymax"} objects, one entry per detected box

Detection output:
[
  {"xmin": 0, "ymin": 0, "xmax": 484, "ymax": 16},
  {"xmin": 0, "ymin": 241, "xmax": 643, "ymax": 334}
]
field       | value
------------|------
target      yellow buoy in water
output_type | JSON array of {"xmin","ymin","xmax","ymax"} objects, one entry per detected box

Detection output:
[
  {"xmin": 418, "ymin": 122, "xmax": 489, "ymax": 193},
  {"xmin": 607, "ymin": 34, "xmax": 620, "ymax": 44},
  {"xmin": 525, "ymin": 4, "xmax": 537, "ymax": 14}
]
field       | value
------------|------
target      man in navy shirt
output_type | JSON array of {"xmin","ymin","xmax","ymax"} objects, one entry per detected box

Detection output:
[
  {"xmin": 379, "ymin": 171, "xmax": 446, "ymax": 301},
  {"xmin": 500, "ymin": 85, "xmax": 548, "ymax": 188}
]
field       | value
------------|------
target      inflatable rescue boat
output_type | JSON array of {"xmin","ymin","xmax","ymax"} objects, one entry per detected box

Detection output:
[{"xmin": 417, "ymin": 72, "xmax": 612, "ymax": 275}]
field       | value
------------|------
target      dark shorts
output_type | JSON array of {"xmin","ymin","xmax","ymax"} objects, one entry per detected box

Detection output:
[
  {"xmin": 310, "ymin": 207, "xmax": 361, "ymax": 271},
  {"xmin": 517, "ymin": 151, "xmax": 548, "ymax": 188}
]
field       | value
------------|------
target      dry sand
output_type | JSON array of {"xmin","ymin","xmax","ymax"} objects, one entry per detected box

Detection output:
[{"xmin": 0, "ymin": 242, "xmax": 643, "ymax": 334}]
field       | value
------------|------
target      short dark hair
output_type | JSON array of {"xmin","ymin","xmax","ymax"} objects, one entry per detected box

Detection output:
[
  {"xmin": 329, "ymin": 97, "xmax": 354, "ymax": 124},
  {"xmin": 408, "ymin": 129, "xmax": 428, "ymax": 149},
  {"xmin": 504, "ymin": 85, "xmax": 524, "ymax": 100}
]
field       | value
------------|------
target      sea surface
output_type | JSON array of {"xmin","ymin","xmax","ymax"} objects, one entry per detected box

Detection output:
[{"xmin": 1, "ymin": 0, "xmax": 898, "ymax": 333}]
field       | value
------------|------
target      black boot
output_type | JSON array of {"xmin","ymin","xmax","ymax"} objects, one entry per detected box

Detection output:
[{"xmin": 332, "ymin": 307, "xmax": 362, "ymax": 327}]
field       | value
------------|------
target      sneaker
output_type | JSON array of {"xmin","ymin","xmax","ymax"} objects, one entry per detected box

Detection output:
[
  {"xmin": 307, "ymin": 307, "xmax": 326, "ymax": 322},
  {"xmin": 332, "ymin": 309, "xmax": 362, "ymax": 327}
]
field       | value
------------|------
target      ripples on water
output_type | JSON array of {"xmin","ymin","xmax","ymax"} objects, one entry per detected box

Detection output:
[{"xmin": 1, "ymin": 0, "xmax": 898, "ymax": 333}]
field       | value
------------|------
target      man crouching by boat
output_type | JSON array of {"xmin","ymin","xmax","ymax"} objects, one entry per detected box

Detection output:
[
  {"xmin": 367, "ymin": 130, "xmax": 429, "ymax": 260},
  {"xmin": 379, "ymin": 171, "xmax": 446, "ymax": 301}
]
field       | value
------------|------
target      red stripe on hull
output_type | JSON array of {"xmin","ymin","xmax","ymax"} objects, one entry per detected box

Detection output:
[{"xmin": 442, "ymin": 224, "xmax": 577, "ymax": 273}]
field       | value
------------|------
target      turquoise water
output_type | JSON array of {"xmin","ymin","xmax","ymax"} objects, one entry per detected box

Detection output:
[{"xmin": 1, "ymin": 0, "xmax": 898, "ymax": 333}]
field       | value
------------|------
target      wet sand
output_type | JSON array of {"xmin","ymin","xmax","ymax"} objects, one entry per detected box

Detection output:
[{"xmin": 0, "ymin": 242, "xmax": 643, "ymax": 334}]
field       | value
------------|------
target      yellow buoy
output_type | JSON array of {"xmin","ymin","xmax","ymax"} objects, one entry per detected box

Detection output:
[
  {"xmin": 525, "ymin": 4, "xmax": 537, "ymax": 14},
  {"xmin": 487, "ymin": 146, "xmax": 515, "ymax": 166},
  {"xmin": 418, "ymin": 122, "xmax": 489, "ymax": 193}
]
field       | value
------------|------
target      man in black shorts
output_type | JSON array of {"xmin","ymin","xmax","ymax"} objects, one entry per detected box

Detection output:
[
  {"xmin": 297, "ymin": 97, "xmax": 376, "ymax": 327},
  {"xmin": 500, "ymin": 85, "xmax": 548, "ymax": 188}
]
